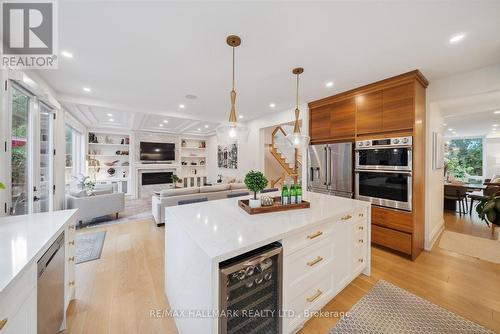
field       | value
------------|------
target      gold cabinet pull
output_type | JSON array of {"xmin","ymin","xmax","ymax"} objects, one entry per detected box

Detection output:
[
  {"xmin": 69, "ymin": 281, "xmax": 75, "ymax": 286},
  {"xmin": 306, "ymin": 289, "xmax": 323, "ymax": 303},
  {"xmin": 68, "ymin": 240, "xmax": 75, "ymax": 246},
  {"xmin": 358, "ymin": 213, "xmax": 364, "ymax": 218},
  {"xmin": 0, "ymin": 318, "xmax": 7, "ymax": 330},
  {"xmin": 68, "ymin": 256, "xmax": 75, "ymax": 262},
  {"xmin": 307, "ymin": 256, "xmax": 323, "ymax": 267},
  {"xmin": 307, "ymin": 231, "xmax": 323, "ymax": 240},
  {"xmin": 358, "ymin": 258, "xmax": 364, "ymax": 263},
  {"xmin": 341, "ymin": 214, "xmax": 352, "ymax": 221},
  {"xmin": 358, "ymin": 226, "xmax": 364, "ymax": 231},
  {"xmin": 358, "ymin": 239, "xmax": 364, "ymax": 244},
  {"xmin": 68, "ymin": 224, "xmax": 75, "ymax": 230}
]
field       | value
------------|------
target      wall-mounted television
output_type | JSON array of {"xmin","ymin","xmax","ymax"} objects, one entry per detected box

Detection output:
[{"xmin": 140, "ymin": 142, "xmax": 175, "ymax": 161}]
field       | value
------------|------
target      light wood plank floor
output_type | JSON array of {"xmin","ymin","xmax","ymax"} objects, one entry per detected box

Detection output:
[{"xmin": 65, "ymin": 215, "xmax": 500, "ymax": 334}]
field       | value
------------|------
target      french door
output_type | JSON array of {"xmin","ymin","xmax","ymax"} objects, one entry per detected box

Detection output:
[{"xmin": 9, "ymin": 83, "xmax": 55, "ymax": 215}]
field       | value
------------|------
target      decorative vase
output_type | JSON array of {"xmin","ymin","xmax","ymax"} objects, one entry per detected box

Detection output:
[{"xmin": 249, "ymin": 198, "xmax": 261, "ymax": 208}]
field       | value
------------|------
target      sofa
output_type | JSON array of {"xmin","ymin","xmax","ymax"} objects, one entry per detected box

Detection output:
[
  {"xmin": 66, "ymin": 184, "xmax": 125, "ymax": 226},
  {"xmin": 152, "ymin": 183, "xmax": 248, "ymax": 226}
]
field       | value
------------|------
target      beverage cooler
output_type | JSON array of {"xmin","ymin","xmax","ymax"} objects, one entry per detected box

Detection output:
[{"xmin": 219, "ymin": 242, "xmax": 282, "ymax": 334}]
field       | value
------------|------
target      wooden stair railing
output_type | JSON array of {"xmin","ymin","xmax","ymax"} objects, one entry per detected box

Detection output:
[{"xmin": 270, "ymin": 126, "xmax": 300, "ymax": 184}]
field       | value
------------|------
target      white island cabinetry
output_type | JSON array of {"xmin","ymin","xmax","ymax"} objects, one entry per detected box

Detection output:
[{"xmin": 165, "ymin": 192, "xmax": 370, "ymax": 334}]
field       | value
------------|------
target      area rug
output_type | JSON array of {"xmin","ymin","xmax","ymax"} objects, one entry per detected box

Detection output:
[
  {"xmin": 439, "ymin": 230, "xmax": 500, "ymax": 264},
  {"xmin": 329, "ymin": 280, "xmax": 494, "ymax": 334},
  {"xmin": 75, "ymin": 231, "xmax": 106, "ymax": 264}
]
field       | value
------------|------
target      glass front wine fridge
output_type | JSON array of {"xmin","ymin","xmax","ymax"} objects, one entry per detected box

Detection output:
[{"xmin": 219, "ymin": 242, "xmax": 282, "ymax": 334}]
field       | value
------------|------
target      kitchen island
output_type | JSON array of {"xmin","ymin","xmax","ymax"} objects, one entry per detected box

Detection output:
[{"xmin": 165, "ymin": 191, "xmax": 371, "ymax": 334}]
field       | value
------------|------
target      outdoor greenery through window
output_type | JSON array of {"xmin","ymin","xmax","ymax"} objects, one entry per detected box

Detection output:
[{"xmin": 444, "ymin": 138, "xmax": 483, "ymax": 181}]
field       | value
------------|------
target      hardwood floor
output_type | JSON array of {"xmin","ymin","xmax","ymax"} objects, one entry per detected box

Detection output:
[{"xmin": 65, "ymin": 216, "xmax": 500, "ymax": 334}]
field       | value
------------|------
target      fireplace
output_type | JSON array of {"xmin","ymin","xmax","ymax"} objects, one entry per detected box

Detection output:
[{"xmin": 141, "ymin": 172, "xmax": 173, "ymax": 185}]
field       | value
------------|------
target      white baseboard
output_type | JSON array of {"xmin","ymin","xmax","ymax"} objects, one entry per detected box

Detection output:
[{"xmin": 425, "ymin": 218, "xmax": 445, "ymax": 250}]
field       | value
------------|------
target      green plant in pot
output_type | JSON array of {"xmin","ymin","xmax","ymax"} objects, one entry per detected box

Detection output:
[
  {"xmin": 476, "ymin": 195, "xmax": 500, "ymax": 237},
  {"xmin": 244, "ymin": 170, "xmax": 268, "ymax": 208},
  {"xmin": 171, "ymin": 174, "xmax": 182, "ymax": 188},
  {"xmin": 0, "ymin": 182, "xmax": 5, "ymax": 189}
]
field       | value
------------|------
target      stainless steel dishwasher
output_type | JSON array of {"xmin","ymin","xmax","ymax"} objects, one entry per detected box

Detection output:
[{"xmin": 37, "ymin": 232, "xmax": 65, "ymax": 334}]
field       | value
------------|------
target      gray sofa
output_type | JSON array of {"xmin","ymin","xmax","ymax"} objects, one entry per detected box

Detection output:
[
  {"xmin": 152, "ymin": 183, "xmax": 248, "ymax": 226},
  {"xmin": 66, "ymin": 184, "xmax": 125, "ymax": 226}
]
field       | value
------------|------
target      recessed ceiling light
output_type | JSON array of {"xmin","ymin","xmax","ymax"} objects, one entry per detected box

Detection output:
[
  {"xmin": 61, "ymin": 51, "xmax": 73, "ymax": 58},
  {"xmin": 179, "ymin": 104, "xmax": 185, "ymax": 109},
  {"xmin": 442, "ymin": 123, "xmax": 447, "ymax": 126},
  {"xmin": 107, "ymin": 113, "xmax": 113, "ymax": 117},
  {"xmin": 448, "ymin": 128, "xmax": 453, "ymax": 131},
  {"xmin": 239, "ymin": 115, "xmax": 244, "ymax": 119},
  {"xmin": 449, "ymin": 33, "xmax": 465, "ymax": 44},
  {"xmin": 494, "ymin": 110, "xmax": 500, "ymax": 114},
  {"xmin": 163, "ymin": 120, "xmax": 169, "ymax": 123},
  {"xmin": 197, "ymin": 128, "xmax": 201, "ymax": 131},
  {"xmin": 204, "ymin": 125, "xmax": 209, "ymax": 128},
  {"xmin": 325, "ymin": 81, "xmax": 334, "ymax": 88},
  {"xmin": 493, "ymin": 124, "xmax": 498, "ymax": 127},
  {"xmin": 159, "ymin": 124, "xmax": 163, "ymax": 127},
  {"xmin": 109, "ymin": 118, "xmax": 114, "ymax": 122},
  {"xmin": 269, "ymin": 103, "xmax": 276, "ymax": 108},
  {"xmin": 83, "ymin": 87, "xmax": 91, "ymax": 92}
]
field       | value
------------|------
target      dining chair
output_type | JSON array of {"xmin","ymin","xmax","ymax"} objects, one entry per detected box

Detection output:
[{"xmin": 444, "ymin": 185, "xmax": 468, "ymax": 215}]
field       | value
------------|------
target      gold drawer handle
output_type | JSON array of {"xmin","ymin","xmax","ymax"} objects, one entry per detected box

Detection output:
[
  {"xmin": 307, "ymin": 256, "xmax": 323, "ymax": 267},
  {"xmin": 307, "ymin": 231, "xmax": 323, "ymax": 240},
  {"xmin": 358, "ymin": 239, "xmax": 364, "ymax": 244},
  {"xmin": 68, "ymin": 224, "xmax": 75, "ymax": 230},
  {"xmin": 358, "ymin": 258, "xmax": 364, "ymax": 263},
  {"xmin": 69, "ymin": 281, "xmax": 75, "ymax": 286},
  {"xmin": 68, "ymin": 240, "xmax": 75, "ymax": 246},
  {"xmin": 341, "ymin": 214, "xmax": 352, "ymax": 221},
  {"xmin": 359, "ymin": 213, "xmax": 364, "ymax": 218},
  {"xmin": 358, "ymin": 226, "xmax": 364, "ymax": 231},
  {"xmin": 306, "ymin": 289, "xmax": 323, "ymax": 303},
  {"xmin": 68, "ymin": 256, "xmax": 75, "ymax": 262},
  {"xmin": 0, "ymin": 318, "xmax": 7, "ymax": 330}
]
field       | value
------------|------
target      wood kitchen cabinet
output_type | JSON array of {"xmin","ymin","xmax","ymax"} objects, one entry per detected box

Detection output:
[
  {"xmin": 355, "ymin": 91, "xmax": 383, "ymax": 135},
  {"xmin": 382, "ymin": 82, "xmax": 415, "ymax": 131},
  {"xmin": 308, "ymin": 98, "xmax": 355, "ymax": 143}
]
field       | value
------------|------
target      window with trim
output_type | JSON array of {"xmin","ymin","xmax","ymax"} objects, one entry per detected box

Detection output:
[
  {"xmin": 444, "ymin": 138, "xmax": 483, "ymax": 180},
  {"xmin": 65, "ymin": 125, "xmax": 83, "ymax": 183}
]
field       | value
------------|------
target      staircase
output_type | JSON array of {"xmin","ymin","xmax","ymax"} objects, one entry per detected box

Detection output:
[{"xmin": 268, "ymin": 125, "xmax": 301, "ymax": 187}]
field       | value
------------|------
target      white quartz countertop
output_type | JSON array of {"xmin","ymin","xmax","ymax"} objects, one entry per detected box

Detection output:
[
  {"xmin": 0, "ymin": 209, "xmax": 77, "ymax": 295},
  {"xmin": 165, "ymin": 192, "xmax": 369, "ymax": 262}
]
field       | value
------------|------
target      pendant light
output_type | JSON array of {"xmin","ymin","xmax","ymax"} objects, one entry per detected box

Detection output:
[
  {"xmin": 216, "ymin": 35, "xmax": 249, "ymax": 144},
  {"xmin": 286, "ymin": 67, "xmax": 310, "ymax": 148}
]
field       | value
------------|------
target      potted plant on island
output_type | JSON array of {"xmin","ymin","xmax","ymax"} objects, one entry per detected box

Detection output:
[
  {"xmin": 476, "ymin": 195, "xmax": 500, "ymax": 239},
  {"xmin": 244, "ymin": 170, "xmax": 268, "ymax": 208},
  {"xmin": 0, "ymin": 182, "xmax": 5, "ymax": 190}
]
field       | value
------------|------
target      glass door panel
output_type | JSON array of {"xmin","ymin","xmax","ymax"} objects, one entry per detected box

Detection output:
[
  {"xmin": 11, "ymin": 88, "xmax": 31, "ymax": 215},
  {"xmin": 38, "ymin": 105, "xmax": 53, "ymax": 212}
]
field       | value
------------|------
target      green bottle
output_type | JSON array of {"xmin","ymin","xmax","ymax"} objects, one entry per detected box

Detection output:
[
  {"xmin": 296, "ymin": 181, "xmax": 302, "ymax": 203},
  {"xmin": 281, "ymin": 184, "xmax": 289, "ymax": 205},
  {"xmin": 290, "ymin": 183, "xmax": 296, "ymax": 204}
]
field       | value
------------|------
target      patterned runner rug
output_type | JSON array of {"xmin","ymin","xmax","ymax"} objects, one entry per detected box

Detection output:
[
  {"xmin": 75, "ymin": 231, "xmax": 106, "ymax": 264},
  {"xmin": 330, "ymin": 280, "xmax": 494, "ymax": 334}
]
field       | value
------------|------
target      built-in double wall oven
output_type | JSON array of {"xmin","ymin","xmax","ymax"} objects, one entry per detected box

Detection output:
[{"xmin": 355, "ymin": 136, "xmax": 413, "ymax": 211}]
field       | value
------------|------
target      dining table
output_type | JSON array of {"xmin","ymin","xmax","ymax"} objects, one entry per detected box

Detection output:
[{"xmin": 443, "ymin": 182, "xmax": 487, "ymax": 212}]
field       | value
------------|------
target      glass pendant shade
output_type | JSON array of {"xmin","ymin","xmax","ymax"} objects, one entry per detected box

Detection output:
[
  {"xmin": 286, "ymin": 67, "xmax": 309, "ymax": 148},
  {"xmin": 286, "ymin": 131, "xmax": 310, "ymax": 148},
  {"xmin": 216, "ymin": 121, "xmax": 249, "ymax": 144}
]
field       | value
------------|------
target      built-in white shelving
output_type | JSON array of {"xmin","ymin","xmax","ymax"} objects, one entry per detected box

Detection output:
[{"xmin": 180, "ymin": 138, "xmax": 207, "ymax": 185}]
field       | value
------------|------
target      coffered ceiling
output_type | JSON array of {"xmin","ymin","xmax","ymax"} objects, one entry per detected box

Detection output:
[{"xmin": 40, "ymin": 1, "xmax": 500, "ymax": 130}]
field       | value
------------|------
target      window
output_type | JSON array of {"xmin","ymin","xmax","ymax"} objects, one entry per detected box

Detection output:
[
  {"xmin": 65, "ymin": 125, "xmax": 83, "ymax": 183},
  {"xmin": 444, "ymin": 138, "xmax": 483, "ymax": 180}
]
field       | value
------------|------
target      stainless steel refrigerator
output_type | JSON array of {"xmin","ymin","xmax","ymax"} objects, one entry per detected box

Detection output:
[{"xmin": 307, "ymin": 142, "xmax": 353, "ymax": 198}]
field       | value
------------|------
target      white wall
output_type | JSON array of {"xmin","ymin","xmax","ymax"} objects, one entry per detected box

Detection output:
[
  {"xmin": 207, "ymin": 105, "xmax": 308, "ymax": 186},
  {"xmin": 424, "ymin": 62, "xmax": 500, "ymax": 249}
]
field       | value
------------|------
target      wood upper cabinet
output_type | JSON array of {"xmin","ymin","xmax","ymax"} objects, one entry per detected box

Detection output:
[
  {"xmin": 330, "ymin": 98, "xmax": 356, "ymax": 140},
  {"xmin": 355, "ymin": 91, "xmax": 383, "ymax": 135},
  {"xmin": 382, "ymin": 83, "xmax": 415, "ymax": 131},
  {"xmin": 309, "ymin": 98, "xmax": 355, "ymax": 142},
  {"xmin": 309, "ymin": 105, "xmax": 331, "ymax": 142}
]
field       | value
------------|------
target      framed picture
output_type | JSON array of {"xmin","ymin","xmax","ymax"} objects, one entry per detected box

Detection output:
[
  {"xmin": 218, "ymin": 144, "xmax": 238, "ymax": 169},
  {"xmin": 433, "ymin": 132, "xmax": 444, "ymax": 170}
]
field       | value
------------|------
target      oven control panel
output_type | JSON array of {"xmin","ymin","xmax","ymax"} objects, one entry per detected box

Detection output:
[{"xmin": 356, "ymin": 136, "xmax": 412, "ymax": 148}]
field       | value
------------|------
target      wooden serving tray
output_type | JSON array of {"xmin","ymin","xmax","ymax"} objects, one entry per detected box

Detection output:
[{"xmin": 238, "ymin": 197, "xmax": 310, "ymax": 215}]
